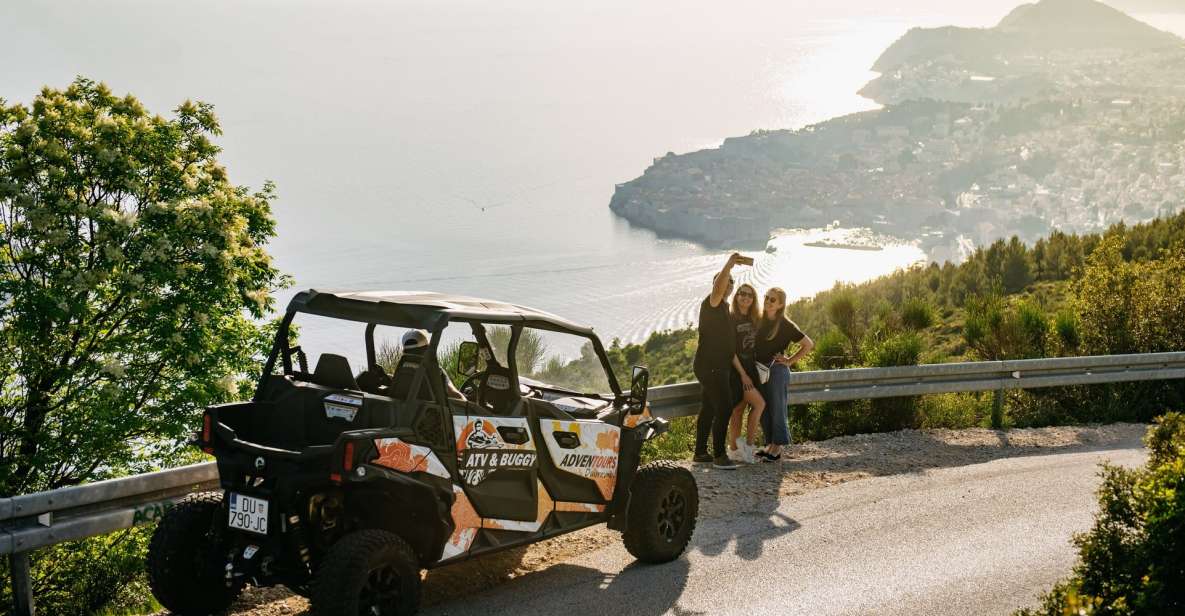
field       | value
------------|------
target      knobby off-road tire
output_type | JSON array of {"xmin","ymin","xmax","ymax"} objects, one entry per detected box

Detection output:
[
  {"xmin": 310, "ymin": 529, "xmax": 422, "ymax": 616},
  {"xmin": 623, "ymin": 460, "xmax": 699, "ymax": 563},
  {"xmin": 147, "ymin": 491, "xmax": 241, "ymax": 615}
]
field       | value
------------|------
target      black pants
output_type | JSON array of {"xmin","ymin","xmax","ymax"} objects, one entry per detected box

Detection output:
[{"xmin": 694, "ymin": 367, "xmax": 733, "ymax": 457}]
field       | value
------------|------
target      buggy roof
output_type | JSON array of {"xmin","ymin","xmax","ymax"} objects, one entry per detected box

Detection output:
[{"xmin": 287, "ymin": 289, "xmax": 595, "ymax": 335}]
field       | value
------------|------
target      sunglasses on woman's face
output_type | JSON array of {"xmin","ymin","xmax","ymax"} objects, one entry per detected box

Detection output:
[
  {"xmin": 764, "ymin": 296, "xmax": 780, "ymax": 304},
  {"xmin": 736, "ymin": 291, "xmax": 754, "ymax": 298}
]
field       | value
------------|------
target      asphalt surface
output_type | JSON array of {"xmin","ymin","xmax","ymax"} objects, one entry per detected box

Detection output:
[{"xmin": 423, "ymin": 444, "xmax": 1146, "ymax": 616}]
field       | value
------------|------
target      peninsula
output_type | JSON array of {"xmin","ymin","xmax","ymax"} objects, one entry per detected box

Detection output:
[{"xmin": 608, "ymin": 0, "xmax": 1185, "ymax": 261}]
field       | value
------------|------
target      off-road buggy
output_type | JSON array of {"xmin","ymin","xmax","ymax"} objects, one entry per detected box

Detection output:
[{"xmin": 147, "ymin": 290, "xmax": 698, "ymax": 615}]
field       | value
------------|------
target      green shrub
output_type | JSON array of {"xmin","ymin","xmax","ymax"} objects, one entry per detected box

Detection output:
[
  {"xmin": 1017, "ymin": 301, "xmax": 1050, "ymax": 358},
  {"xmin": 1054, "ymin": 311, "xmax": 1081, "ymax": 354},
  {"xmin": 964, "ymin": 294, "xmax": 1051, "ymax": 361},
  {"xmin": 1018, "ymin": 413, "xmax": 1185, "ymax": 615},
  {"xmin": 826, "ymin": 291, "xmax": 859, "ymax": 338},
  {"xmin": 917, "ymin": 393, "xmax": 991, "ymax": 429},
  {"xmin": 641, "ymin": 416, "xmax": 696, "ymax": 462},
  {"xmin": 0, "ymin": 527, "xmax": 157, "ymax": 616},
  {"xmin": 863, "ymin": 332, "xmax": 923, "ymax": 431},
  {"xmin": 900, "ymin": 297, "xmax": 936, "ymax": 331},
  {"xmin": 863, "ymin": 331, "xmax": 923, "ymax": 368},
  {"xmin": 812, "ymin": 328, "xmax": 853, "ymax": 370},
  {"xmin": 791, "ymin": 400, "xmax": 876, "ymax": 441}
]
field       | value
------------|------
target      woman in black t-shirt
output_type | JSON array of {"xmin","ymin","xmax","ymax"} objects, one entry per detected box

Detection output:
[
  {"xmin": 754, "ymin": 287, "xmax": 814, "ymax": 461},
  {"xmin": 726, "ymin": 282, "xmax": 766, "ymax": 463}
]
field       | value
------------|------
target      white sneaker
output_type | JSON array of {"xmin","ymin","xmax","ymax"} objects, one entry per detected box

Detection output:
[{"xmin": 734, "ymin": 437, "xmax": 757, "ymax": 464}]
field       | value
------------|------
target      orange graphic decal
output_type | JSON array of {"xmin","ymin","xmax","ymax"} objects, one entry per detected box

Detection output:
[
  {"xmin": 556, "ymin": 501, "xmax": 605, "ymax": 513},
  {"xmin": 373, "ymin": 439, "xmax": 416, "ymax": 472},
  {"xmin": 592, "ymin": 476, "xmax": 616, "ymax": 500},
  {"xmin": 623, "ymin": 405, "xmax": 652, "ymax": 428},
  {"xmin": 372, "ymin": 438, "xmax": 450, "ymax": 479},
  {"xmin": 441, "ymin": 485, "xmax": 481, "ymax": 560},
  {"xmin": 595, "ymin": 429, "xmax": 620, "ymax": 453}
]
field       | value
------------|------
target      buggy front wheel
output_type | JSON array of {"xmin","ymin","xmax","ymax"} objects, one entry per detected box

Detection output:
[{"xmin": 622, "ymin": 461, "xmax": 699, "ymax": 563}]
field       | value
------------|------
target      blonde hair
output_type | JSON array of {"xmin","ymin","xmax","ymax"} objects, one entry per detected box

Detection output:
[
  {"xmin": 763, "ymin": 287, "xmax": 788, "ymax": 340},
  {"xmin": 731, "ymin": 283, "xmax": 762, "ymax": 329}
]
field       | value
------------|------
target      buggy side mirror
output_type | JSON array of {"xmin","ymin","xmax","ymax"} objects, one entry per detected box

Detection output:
[
  {"xmin": 457, "ymin": 341, "xmax": 480, "ymax": 376},
  {"xmin": 628, "ymin": 365, "xmax": 649, "ymax": 414}
]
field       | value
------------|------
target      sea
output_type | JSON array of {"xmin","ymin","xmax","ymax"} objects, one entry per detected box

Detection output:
[{"xmin": 4, "ymin": 0, "xmax": 1183, "ymax": 360}]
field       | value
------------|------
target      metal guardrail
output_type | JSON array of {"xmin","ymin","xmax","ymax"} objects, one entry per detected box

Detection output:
[
  {"xmin": 3, "ymin": 351, "xmax": 1183, "ymax": 614},
  {"xmin": 647, "ymin": 351, "xmax": 1185, "ymax": 418}
]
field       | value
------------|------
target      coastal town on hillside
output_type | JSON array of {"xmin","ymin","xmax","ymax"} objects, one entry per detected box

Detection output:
[{"xmin": 609, "ymin": 0, "xmax": 1185, "ymax": 263}]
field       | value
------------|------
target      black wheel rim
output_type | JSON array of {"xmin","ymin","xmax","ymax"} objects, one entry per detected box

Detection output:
[
  {"xmin": 195, "ymin": 513, "xmax": 227, "ymax": 584},
  {"xmin": 656, "ymin": 488, "xmax": 687, "ymax": 542},
  {"xmin": 359, "ymin": 564, "xmax": 400, "ymax": 615}
]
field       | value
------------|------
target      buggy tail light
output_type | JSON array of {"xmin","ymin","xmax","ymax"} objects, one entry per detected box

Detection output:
[
  {"xmin": 201, "ymin": 413, "xmax": 213, "ymax": 454},
  {"xmin": 343, "ymin": 441, "xmax": 356, "ymax": 472}
]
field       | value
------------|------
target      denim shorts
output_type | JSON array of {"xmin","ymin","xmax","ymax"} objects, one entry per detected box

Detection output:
[{"xmin": 760, "ymin": 363, "xmax": 792, "ymax": 445}]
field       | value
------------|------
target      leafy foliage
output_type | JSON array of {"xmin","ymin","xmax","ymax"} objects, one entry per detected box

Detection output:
[
  {"xmin": 1074, "ymin": 237, "xmax": 1185, "ymax": 355},
  {"xmin": 812, "ymin": 328, "xmax": 854, "ymax": 370},
  {"xmin": 0, "ymin": 79, "xmax": 285, "ymax": 495},
  {"xmin": 0, "ymin": 79, "xmax": 284, "ymax": 613},
  {"xmin": 900, "ymin": 296, "xmax": 936, "ymax": 331},
  {"xmin": 963, "ymin": 295, "xmax": 1049, "ymax": 361},
  {"xmin": 0, "ymin": 528, "xmax": 158, "ymax": 616},
  {"xmin": 863, "ymin": 330, "xmax": 923, "ymax": 368}
]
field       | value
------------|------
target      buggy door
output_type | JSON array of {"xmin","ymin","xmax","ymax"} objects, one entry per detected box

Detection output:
[
  {"xmin": 451, "ymin": 405, "xmax": 540, "ymax": 521},
  {"xmin": 448, "ymin": 323, "xmax": 540, "ymax": 524}
]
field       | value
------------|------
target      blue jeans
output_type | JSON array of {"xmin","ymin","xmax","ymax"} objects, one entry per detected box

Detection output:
[{"xmin": 761, "ymin": 363, "xmax": 791, "ymax": 445}]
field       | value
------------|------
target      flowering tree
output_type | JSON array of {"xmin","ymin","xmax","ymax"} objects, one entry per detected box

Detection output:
[{"xmin": 0, "ymin": 79, "xmax": 286, "ymax": 496}]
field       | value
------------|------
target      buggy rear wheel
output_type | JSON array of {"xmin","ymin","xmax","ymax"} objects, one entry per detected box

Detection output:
[
  {"xmin": 147, "ymin": 491, "xmax": 241, "ymax": 614},
  {"xmin": 310, "ymin": 529, "xmax": 421, "ymax": 616},
  {"xmin": 622, "ymin": 461, "xmax": 699, "ymax": 563}
]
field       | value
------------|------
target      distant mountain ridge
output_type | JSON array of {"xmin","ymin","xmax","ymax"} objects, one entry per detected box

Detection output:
[
  {"xmin": 872, "ymin": 0, "xmax": 1182, "ymax": 73},
  {"xmin": 1106, "ymin": 0, "xmax": 1185, "ymax": 11}
]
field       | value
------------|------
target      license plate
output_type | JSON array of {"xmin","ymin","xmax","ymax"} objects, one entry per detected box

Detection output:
[{"xmin": 227, "ymin": 493, "xmax": 269, "ymax": 535}]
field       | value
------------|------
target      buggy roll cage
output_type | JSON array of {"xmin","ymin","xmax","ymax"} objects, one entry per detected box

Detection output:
[{"xmin": 254, "ymin": 290, "xmax": 624, "ymax": 402}]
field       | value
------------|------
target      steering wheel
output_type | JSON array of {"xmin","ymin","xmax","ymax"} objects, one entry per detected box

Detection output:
[{"xmin": 459, "ymin": 371, "xmax": 486, "ymax": 404}]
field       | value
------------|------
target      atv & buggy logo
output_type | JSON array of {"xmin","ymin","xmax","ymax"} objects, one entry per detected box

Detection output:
[{"xmin": 456, "ymin": 418, "xmax": 537, "ymax": 486}]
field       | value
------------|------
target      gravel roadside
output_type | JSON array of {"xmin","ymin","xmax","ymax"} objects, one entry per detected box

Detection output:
[{"xmin": 190, "ymin": 423, "xmax": 1146, "ymax": 616}]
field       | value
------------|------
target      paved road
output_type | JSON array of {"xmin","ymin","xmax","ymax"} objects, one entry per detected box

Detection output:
[{"xmin": 424, "ymin": 445, "xmax": 1146, "ymax": 616}]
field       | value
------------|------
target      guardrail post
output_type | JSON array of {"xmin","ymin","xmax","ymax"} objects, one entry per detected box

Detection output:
[
  {"xmin": 9, "ymin": 551, "xmax": 35, "ymax": 616},
  {"xmin": 990, "ymin": 388, "xmax": 1005, "ymax": 429}
]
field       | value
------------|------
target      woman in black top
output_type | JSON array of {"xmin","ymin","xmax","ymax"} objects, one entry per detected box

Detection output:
[
  {"xmin": 693, "ymin": 253, "xmax": 749, "ymax": 470},
  {"xmin": 726, "ymin": 282, "xmax": 766, "ymax": 463},
  {"xmin": 754, "ymin": 287, "xmax": 814, "ymax": 461}
]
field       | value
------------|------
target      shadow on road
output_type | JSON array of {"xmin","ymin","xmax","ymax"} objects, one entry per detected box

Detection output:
[
  {"xmin": 696, "ymin": 487, "xmax": 801, "ymax": 561},
  {"xmin": 422, "ymin": 557, "xmax": 695, "ymax": 615}
]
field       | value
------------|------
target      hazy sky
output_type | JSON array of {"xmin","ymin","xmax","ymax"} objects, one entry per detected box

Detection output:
[{"xmin": 2, "ymin": 0, "xmax": 1182, "ymax": 351}]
